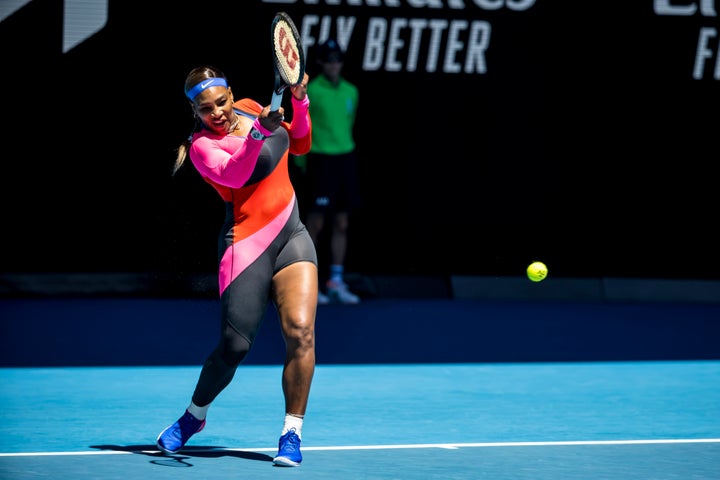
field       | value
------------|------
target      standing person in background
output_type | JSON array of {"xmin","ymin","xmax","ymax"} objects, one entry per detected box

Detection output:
[
  {"xmin": 304, "ymin": 38, "xmax": 362, "ymax": 305},
  {"xmin": 157, "ymin": 65, "xmax": 315, "ymax": 467}
]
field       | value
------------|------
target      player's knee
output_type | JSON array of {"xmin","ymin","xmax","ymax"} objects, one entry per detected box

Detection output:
[
  {"xmin": 285, "ymin": 321, "xmax": 315, "ymax": 352},
  {"xmin": 219, "ymin": 335, "xmax": 252, "ymax": 366}
]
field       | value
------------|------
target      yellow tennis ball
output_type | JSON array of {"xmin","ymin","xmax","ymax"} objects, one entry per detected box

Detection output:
[{"xmin": 526, "ymin": 261, "xmax": 548, "ymax": 282}]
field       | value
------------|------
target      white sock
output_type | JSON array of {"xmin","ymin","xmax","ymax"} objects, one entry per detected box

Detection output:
[
  {"xmin": 187, "ymin": 401, "xmax": 209, "ymax": 421},
  {"xmin": 282, "ymin": 413, "xmax": 304, "ymax": 439}
]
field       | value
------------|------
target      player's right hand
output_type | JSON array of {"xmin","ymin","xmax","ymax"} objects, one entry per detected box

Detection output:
[{"xmin": 259, "ymin": 105, "xmax": 285, "ymax": 131}]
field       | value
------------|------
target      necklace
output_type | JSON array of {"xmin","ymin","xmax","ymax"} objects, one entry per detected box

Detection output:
[{"xmin": 226, "ymin": 114, "xmax": 240, "ymax": 133}]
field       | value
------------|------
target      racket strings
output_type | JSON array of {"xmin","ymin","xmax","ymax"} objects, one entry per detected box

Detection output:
[{"xmin": 273, "ymin": 21, "xmax": 302, "ymax": 84}]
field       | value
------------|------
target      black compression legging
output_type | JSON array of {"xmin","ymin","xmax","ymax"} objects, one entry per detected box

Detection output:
[{"xmin": 191, "ymin": 214, "xmax": 316, "ymax": 407}]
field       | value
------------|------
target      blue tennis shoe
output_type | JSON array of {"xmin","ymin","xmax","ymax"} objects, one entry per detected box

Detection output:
[
  {"xmin": 273, "ymin": 428, "xmax": 302, "ymax": 466},
  {"xmin": 156, "ymin": 410, "xmax": 206, "ymax": 454}
]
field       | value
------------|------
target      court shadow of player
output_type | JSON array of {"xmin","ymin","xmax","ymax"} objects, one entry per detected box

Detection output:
[{"xmin": 90, "ymin": 444, "xmax": 273, "ymax": 467}]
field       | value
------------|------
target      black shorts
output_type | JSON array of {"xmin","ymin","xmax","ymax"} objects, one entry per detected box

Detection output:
[{"xmin": 304, "ymin": 151, "xmax": 362, "ymax": 214}]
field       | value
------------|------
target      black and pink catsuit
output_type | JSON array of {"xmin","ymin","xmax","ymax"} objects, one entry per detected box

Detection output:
[{"xmin": 187, "ymin": 95, "xmax": 314, "ymax": 407}]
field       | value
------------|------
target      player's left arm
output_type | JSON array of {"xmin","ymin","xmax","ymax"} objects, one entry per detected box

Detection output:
[{"xmin": 286, "ymin": 89, "xmax": 311, "ymax": 156}]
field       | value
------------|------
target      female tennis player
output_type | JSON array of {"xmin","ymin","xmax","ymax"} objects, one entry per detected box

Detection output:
[{"xmin": 157, "ymin": 65, "xmax": 314, "ymax": 467}]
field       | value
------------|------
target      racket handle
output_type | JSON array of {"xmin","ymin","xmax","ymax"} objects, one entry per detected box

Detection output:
[{"xmin": 271, "ymin": 91, "xmax": 283, "ymax": 111}]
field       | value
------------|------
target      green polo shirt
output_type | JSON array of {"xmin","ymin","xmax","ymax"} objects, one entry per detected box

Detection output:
[{"xmin": 307, "ymin": 74, "xmax": 358, "ymax": 155}]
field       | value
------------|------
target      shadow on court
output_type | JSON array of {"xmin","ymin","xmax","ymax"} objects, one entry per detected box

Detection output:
[{"xmin": 90, "ymin": 444, "xmax": 273, "ymax": 463}]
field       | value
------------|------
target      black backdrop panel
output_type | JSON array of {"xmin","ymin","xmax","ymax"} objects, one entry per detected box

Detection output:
[{"xmin": 0, "ymin": 1, "xmax": 718, "ymax": 279}]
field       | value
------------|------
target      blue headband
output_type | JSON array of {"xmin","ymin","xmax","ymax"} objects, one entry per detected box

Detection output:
[{"xmin": 186, "ymin": 77, "xmax": 228, "ymax": 100}]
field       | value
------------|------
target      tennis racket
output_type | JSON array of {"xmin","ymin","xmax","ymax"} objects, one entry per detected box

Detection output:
[{"xmin": 270, "ymin": 12, "xmax": 305, "ymax": 111}]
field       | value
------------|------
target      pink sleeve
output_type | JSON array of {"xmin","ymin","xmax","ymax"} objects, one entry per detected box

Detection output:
[
  {"xmin": 288, "ymin": 95, "xmax": 310, "ymax": 139},
  {"xmin": 189, "ymin": 135, "xmax": 264, "ymax": 188}
]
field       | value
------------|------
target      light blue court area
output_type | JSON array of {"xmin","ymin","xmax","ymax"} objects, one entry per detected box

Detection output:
[{"xmin": 1, "ymin": 362, "xmax": 719, "ymax": 479}]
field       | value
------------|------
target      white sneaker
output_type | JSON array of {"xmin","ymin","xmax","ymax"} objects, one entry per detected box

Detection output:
[
  {"xmin": 318, "ymin": 291, "xmax": 330, "ymax": 305},
  {"xmin": 326, "ymin": 280, "xmax": 360, "ymax": 304}
]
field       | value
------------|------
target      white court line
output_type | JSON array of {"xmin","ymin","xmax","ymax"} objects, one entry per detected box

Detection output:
[{"xmin": 1, "ymin": 438, "xmax": 719, "ymax": 457}]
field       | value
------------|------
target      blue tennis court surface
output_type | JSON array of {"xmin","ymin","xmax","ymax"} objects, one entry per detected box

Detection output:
[
  {"xmin": 1, "ymin": 297, "xmax": 719, "ymax": 478},
  {"xmin": 1, "ymin": 362, "xmax": 719, "ymax": 479}
]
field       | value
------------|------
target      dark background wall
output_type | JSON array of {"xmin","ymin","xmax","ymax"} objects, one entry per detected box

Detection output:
[
  {"xmin": 3, "ymin": 297, "xmax": 720, "ymax": 366},
  {"xmin": 1, "ymin": 0, "xmax": 718, "ymax": 283}
]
